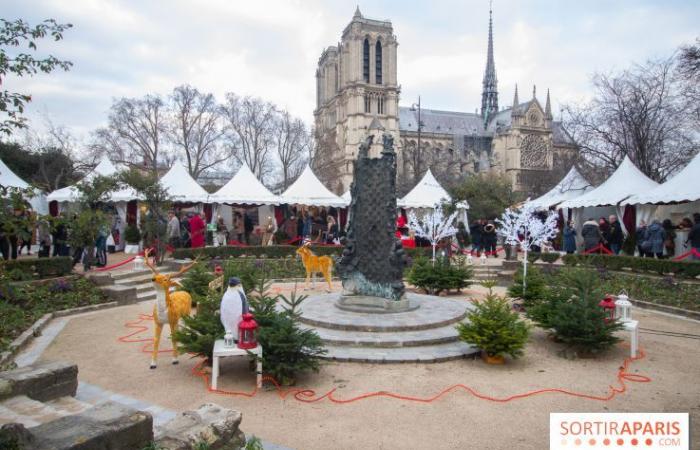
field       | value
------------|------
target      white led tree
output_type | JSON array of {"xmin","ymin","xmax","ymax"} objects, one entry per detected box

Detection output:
[
  {"xmin": 407, "ymin": 204, "xmax": 459, "ymax": 263},
  {"xmin": 496, "ymin": 201, "xmax": 558, "ymax": 294}
]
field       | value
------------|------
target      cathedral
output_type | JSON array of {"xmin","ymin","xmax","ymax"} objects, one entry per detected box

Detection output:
[{"xmin": 313, "ymin": 7, "xmax": 577, "ymax": 194}]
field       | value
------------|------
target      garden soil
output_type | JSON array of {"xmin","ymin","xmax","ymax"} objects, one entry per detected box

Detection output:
[{"xmin": 39, "ymin": 283, "xmax": 700, "ymax": 450}]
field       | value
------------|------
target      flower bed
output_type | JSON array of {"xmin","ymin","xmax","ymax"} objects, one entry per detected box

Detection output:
[
  {"xmin": 562, "ymin": 254, "xmax": 700, "ymax": 279},
  {"xmin": 0, "ymin": 277, "xmax": 109, "ymax": 352}
]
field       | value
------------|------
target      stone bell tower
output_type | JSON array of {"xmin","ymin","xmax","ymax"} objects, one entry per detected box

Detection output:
[{"xmin": 314, "ymin": 7, "xmax": 400, "ymax": 192}]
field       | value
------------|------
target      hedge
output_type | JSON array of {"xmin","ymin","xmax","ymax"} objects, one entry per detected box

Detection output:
[
  {"xmin": 1, "ymin": 257, "xmax": 74, "ymax": 280},
  {"xmin": 172, "ymin": 245, "xmax": 432, "ymax": 261},
  {"xmin": 562, "ymin": 254, "xmax": 700, "ymax": 279}
]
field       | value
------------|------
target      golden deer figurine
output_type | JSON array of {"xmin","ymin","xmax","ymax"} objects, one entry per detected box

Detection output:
[
  {"xmin": 144, "ymin": 250, "xmax": 196, "ymax": 369},
  {"xmin": 296, "ymin": 243, "xmax": 333, "ymax": 291}
]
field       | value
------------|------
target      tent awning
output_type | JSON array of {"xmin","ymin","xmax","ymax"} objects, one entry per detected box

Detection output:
[
  {"xmin": 46, "ymin": 157, "xmax": 140, "ymax": 203},
  {"xmin": 210, "ymin": 163, "xmax": 280, "ymax": 205},
  {"xmin": 528, "ymin": 166, "xmax": 593, "ymax": 210},
  {"xmin": 280, "ymin": 166, "xmax": 346, "ymax": 207},
  {"xmin": 559, "ymin": 157, "xmax": 658, "ymax": 209},
  {"xmin": 159, "ymin": 163, "xmax": 211, "ymax": 203},
  {"xmin": 398, "ymin": 169, "xmax": 467, "ymax": 209},
  {"xmin": 622, "ymin": 153, "xmax": 700, "ymax": 205}
]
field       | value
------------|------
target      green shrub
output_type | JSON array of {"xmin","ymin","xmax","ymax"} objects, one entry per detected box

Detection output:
[
  {"xmin": 172, "ymin": 244, "xmax": 433, "ymax": 261},
  {"xmin": 562, "ymin": 254, "xmax": 700, "ymax": 279},
  {"xmin": 124, "ymin": 224, "xmax": 141, "ymax": 244},
  {"xmin": 528, "ymin": 269, "xmax": 624, "ymax": 356},
  {"xmin": 540, "ymin": 252, "xmax": 560, "ymax": 264},
  {"xmin": 526, "ymin": 252, "xmax": 541, "ymax": 264},
  {"xmin": 407, "ymin": 257, "xmax": 472, "ymax": 295},
  {"xmin": 507, "ymin": 265, "xmax": 547, "ymax": 307},
  {"xmin": 180, "ymin": 263, "xmax": 215, "ymax": 305},
  {"xmin": 0, "ymin": 257, "xmax": 73, "ymax": 280},
  {"xmin": 174, "ymin": 289, "xmax": 223, "ymax": 362},
  {"xmin": 224, "ymin": 258, "xmax": 306, "ymax": 283},
  {"xmin": 456, "ymin": 289, "xmax": 530, "ymax": 359}
]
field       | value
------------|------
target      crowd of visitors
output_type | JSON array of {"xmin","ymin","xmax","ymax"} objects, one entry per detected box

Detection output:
[{"xmin": 468, "ymin": 219, "xmax": 499, "ymax": 257}]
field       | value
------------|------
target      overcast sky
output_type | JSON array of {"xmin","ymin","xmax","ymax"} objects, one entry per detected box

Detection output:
[{"xmin": 4, "ymin": 0, "xmax": 699, "ymax": 140}]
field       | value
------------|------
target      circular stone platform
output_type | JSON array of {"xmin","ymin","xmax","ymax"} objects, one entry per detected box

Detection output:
[{"xmin": 297, "ymin": 293, "xmax": 480, "ymax": 363}]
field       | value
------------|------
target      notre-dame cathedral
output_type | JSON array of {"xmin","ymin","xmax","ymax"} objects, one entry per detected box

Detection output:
[{"xmin": 313, "ymin": 7, "xmax": 577, "ymax": 195}]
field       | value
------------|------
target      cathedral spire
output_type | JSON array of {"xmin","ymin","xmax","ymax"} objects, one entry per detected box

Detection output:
[
  {"xmin": 545, "ymin": 88, "xmax": 553, "ymax": 119},
  {"xmin": 353, "ymin": 6, "xmax": 362, "ymax": 19},
  {"xmin": 511, "ymin": 84, "xmax": 522, "ymax": 117},
  {"xmin": 481, "ymin": 2, "xmax": 498, "ymax": 126}
]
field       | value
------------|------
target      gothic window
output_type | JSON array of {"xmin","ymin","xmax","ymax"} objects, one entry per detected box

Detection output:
[
  {"xmin": 378, "ymin": 96, "xmax": 385, "ymax": 114},
  {"xmin": 375, "ymin": 41, "xmax": 382, "ymax": 84},
  {"xmin": 334, "ymin": 64, "xmax": 339, "ymax": 92},
  {"xmin": 363, "ymin": 39, "xmax": 370, "ymax": 83},
  {"xmin": 520, "ymin": 134, "xmax": 550, "ymax": 169},
  {"xmin": 364, "ymin": 95, "xmax": 371, "ymax": 113}
]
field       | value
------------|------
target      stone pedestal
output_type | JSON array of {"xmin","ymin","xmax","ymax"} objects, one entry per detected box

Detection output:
[{"xmin": 336, "ymin": 295, "xmax": 418, "ymax": 313}]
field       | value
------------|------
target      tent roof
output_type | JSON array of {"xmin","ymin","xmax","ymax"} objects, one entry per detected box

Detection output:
[
  {"xmin": 398, "ymin": 169, "xmax": 467, "ymax": 209},
  {"xmin": 280, "ymin": 166, "xmax": 346, "ymax": 207},
  {"xmin": 341, "ymin": 190, "xmax": 351, "ymax": 202},
  {"xmin": 160, "ymin": 163, "xmax": 210, "ymax": 202},
  {"xmin": 0, "ymin": 158, "xmax": 30, "ymax": 189},
  {"xmin": 47, "ymin": 156, "xmax": 140, "ymax": 203},
  {"xmin": 559, "ymin": 157, "xmax": 658, "ymax": 208},
  {"xmin": 528, "ymin": 166, "xmax": 593, "ymax": 210},
  {"xmin": 622, "ymin": 152, "xmax": 700, "ymax": 205},
  {"xmin": 211, "ymin": 164, "xmax": 279, "ymax": 205}
]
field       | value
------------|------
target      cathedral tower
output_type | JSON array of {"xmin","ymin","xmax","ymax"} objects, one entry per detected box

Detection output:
[
  {"xmin": 314, "ymin": 7, "xmax": 400, "ymax": 192},
  {"xmin": 480, "ymin": 5, "xmax": 498, "ymax": 126}
]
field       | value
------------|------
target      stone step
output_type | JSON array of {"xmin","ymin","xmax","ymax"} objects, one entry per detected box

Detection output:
[
  {"xmin": 300, "ymin": 322, "xmax": 464, "ymax": 347},
  {"xmin": 137, "ymin": 291, "xmax": 157, "ymax": 301},
  {"xmin": 320, "ymin": 341, "xmax": 479, "ymax": 363},
  {"xmin": 45, "ymin": 396, "xmax": 93, "ymax": 416},
  {"xmin": 111, "ymin": 268, "xmax": 153, "ymax": 281},
  {"xmin": 0, "ymin": 395, "xmax": 64, "ymax": 427},
  {"xmin": 297, "ymin": 293, "xmax": 469, "ymax": 332},
  {"xmin": 114, "ymin": 271, "xmax": 177, "ymax": 286}
]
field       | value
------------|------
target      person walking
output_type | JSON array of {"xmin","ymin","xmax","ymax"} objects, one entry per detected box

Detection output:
[
  {"xmin": 37, "ymin": 218, "xmax": 52, "ymax": 257},
  {"xmin": 326, "ymin": 215, "xmax": 339, "ymax": 243},
  {"xmin": 563, "ymin": 220, "xmax": 577, "ymax": 254},
  {"xmin": 189, "ymin": 212, "xmax": 206, "ymax": 248},
  {"xmin": 608, "ymin": 215, "xmax": 623, "ymax": 254},
  {"xmin": 455, "ymin": 222, "xmax": 470, "ymax": 252},
  {"xmin": 635, "ymin": 220, "xmax": 648, "ymax": 257},
  {"xmin": 662, "ymin": 219, "xmax": 676, "ymax": 258},
  {"xmin": 581, "ymin": 218, "xmax": 603, "ymax": 252},
  {"xmin": 469, "ymin": 220, "xmax": 483, "ymax": 255},
  {"xmin": 482, "ymin": 221, "xmax": 498, "ymax": 257},
  {"xmin": 642, "ymin": 219, "xmax": 666, "ymax": 259},
  {"xmin": 167, "ymin": 211, "xmax": 181, "ymax": 249},
  {"xmin": 686, "ymin": 213, "xmax": 700, "ymax": 260}
]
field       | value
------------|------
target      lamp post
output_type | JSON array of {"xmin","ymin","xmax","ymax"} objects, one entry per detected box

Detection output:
[{"xmin": 410, "ymin": 96, "xmax": 423, "ymax": 184}]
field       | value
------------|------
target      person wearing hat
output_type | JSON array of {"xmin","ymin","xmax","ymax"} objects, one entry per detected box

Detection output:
[{"xmin": 220, "ymin": 277, "xmax": 249, "ymax": 342}]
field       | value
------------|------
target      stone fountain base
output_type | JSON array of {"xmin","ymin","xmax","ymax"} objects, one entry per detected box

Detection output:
[{"xmin": 335, "ymin": 294, "xmax": 419, "ymax": 313}]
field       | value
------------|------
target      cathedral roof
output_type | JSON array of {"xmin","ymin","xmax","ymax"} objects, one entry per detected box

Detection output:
[{"xmin": 398, "ymin": 107, "xmax": 485, "ymax": 136}]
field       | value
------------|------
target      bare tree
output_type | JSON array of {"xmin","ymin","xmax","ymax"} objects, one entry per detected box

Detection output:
[
  {"xmin": 309, "ymin": 126, "xmax": 344, "ymax": 193},
  {"xmin": 93, "ymin": 95, "xmax": 167, "ymax": 175},
  {"xmin": 562, "ymin": 58, "xmax": 698, "ymax": 182},
  {"xmin": 220, "ymin": 93, "xmax": 276, "ymax": 182},
  {"xmin": 273, "ymin": 110, "xmax": 310, "ymax": 190},
  {"xmin": 678, "ymin": 38, "xmax": 700, "ymax": 82},
  {"xmin": 169, "ymin": 85, "xmax": 227, "ymax": 178}
]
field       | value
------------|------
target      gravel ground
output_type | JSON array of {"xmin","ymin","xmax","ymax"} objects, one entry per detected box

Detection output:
[{"xmin": 38, "ymin": 283, "xmax": 700, "ymax": 450}]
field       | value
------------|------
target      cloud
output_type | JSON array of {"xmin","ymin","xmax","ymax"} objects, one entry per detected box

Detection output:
[{"xmin": 3, "ymin": 0, "xmax": 698, "ymax": 141}]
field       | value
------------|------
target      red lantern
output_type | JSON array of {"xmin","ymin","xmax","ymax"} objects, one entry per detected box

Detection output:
[
  {"xmin": 214, "ymin": 265, "xmax": 223, "ymax": 275},
  {"xmin": 237, "ymin": 313, "xmax": 258, "ymax": 349},
  {"xmin": 599, "ymin": 296, "xmax": 616, "ymax": 323}
]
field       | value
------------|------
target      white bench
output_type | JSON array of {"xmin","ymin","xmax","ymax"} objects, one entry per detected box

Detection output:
[{"xmin": 211, "ymin": 339, "xmax": 263, "ymax": 390}]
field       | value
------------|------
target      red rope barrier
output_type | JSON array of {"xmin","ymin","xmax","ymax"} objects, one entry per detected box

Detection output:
[
  {"xmin": 93, "ymin": 255, "xmax": 136, "ymax": 272},
  {"xmin": 672, "ymin": 248, "xmax": 700, "ymax": 261},
  {"xmin": 582, "ymin": 243, "xmax": 613, "ymax": 255},
  {"xmin": 117, "ymin": 313, "xmax": 652, "ymax": 405}
]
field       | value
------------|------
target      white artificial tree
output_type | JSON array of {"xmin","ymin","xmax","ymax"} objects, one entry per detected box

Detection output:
[
  {"xmin": 407, "ymin": 203, "xmax": 459, "ymax": 263},
  {"xmin": 496, "ymin": 201, "xmax": 558, "ymax": 294}
]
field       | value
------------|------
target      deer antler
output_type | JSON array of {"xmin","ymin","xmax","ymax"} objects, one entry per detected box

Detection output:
[
  {"xmin": 143, "ymin": 249, "xmax": 158, "ymax": 275},
  {"xmin": 172, "ymin": 257, "xmax": 199, "ymax": 278}
]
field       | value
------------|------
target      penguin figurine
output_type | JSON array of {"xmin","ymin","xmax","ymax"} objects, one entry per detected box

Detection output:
[{"xmin": 220, "ymin": 277, "xmax": 249, "ymax": 344}]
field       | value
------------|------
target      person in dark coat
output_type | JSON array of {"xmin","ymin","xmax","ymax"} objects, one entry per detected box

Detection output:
[
  {"xmin": 608, "ymin": 215, "xmax": 623, "ymax": 254},
  {"xmin": 563, "ymin": 220, "xmax": 577, "ymax": 254},
  {"xmin": 581, "ymin": 218, "xmax": 603, "ymax": 252},
  {"xmin": 688, "ymin": 213, "xmax": 700, "ymax": 260},
  {"xmin": 469, "ymin": 220, "xmax": 483, "ymax": 255},
  {"xmin": 635, "ymin": 220, "xmax": 648, "ymax": 257},
  {"xmin": 662, "ymin": 219, "xmax": 676, "ymax": 258},
  {"xmin": 455, "ymin": 222, "xmax": 470, "ymax": 251},
  {"xmin": 598, "ymin": 217, "xmax": 610, "ymax": 249},
  {"xmin": 642, "ymin": 219, "xmax": 666, "ymax": 259},
  {"xmin": 482, "ymin": 221, "xmax": 498, "ymax": 257}
]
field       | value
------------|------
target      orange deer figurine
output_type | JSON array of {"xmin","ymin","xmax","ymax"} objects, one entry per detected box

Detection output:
[
  {"xmin": 144, "ymin": 250, "xmax": 196, "ymax": 369},
  {"xmin": 296, "ymin": 243, "xmax": 333, "ymax": 291}
]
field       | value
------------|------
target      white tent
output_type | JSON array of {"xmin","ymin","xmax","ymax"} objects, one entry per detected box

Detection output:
[
  {"xmin": 0, "ymin": 158, "xmax": 48, "ymax": 214},
  {"xmin": 341, "ymin": 190, "xmax": 351, "ymax": 204},
  {"xmin": 211, "ymin": 164, "xmax": 279, "ymax": 205},
  {"xmin": 279, "ymin": 166, "xmax": 346, "ymax": 207},
  {"xmin": 46, "ymin": 157, "xmax": 139, "ymax": 203},
  {"xmin": 159, "ymin": 163, "xmax": 210, "ymax": 203},
  {"xmin": 398, "ymin": 169, "xmax": 453, "ymax": 209},
  {"xmin": 622, "ymin": 152, "xmax": 700, "ymax": 205},
  {"xmin": 528, "ymin": 166, "xmax": 593, "ymax": 210},
  {"xmin": 559, "ymin": 157, "xmax": 658, "ymax": 209}
]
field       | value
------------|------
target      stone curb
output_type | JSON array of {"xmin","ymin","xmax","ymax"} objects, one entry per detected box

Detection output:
[{"xmin": 629, "ymin": 298, "xmax": 700, "ymax": 321}]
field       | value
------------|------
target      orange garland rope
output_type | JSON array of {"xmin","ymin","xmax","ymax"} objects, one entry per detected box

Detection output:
[{"xmin": 118, "ymin": 313, "xmax": 651, "ymax": 404}]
